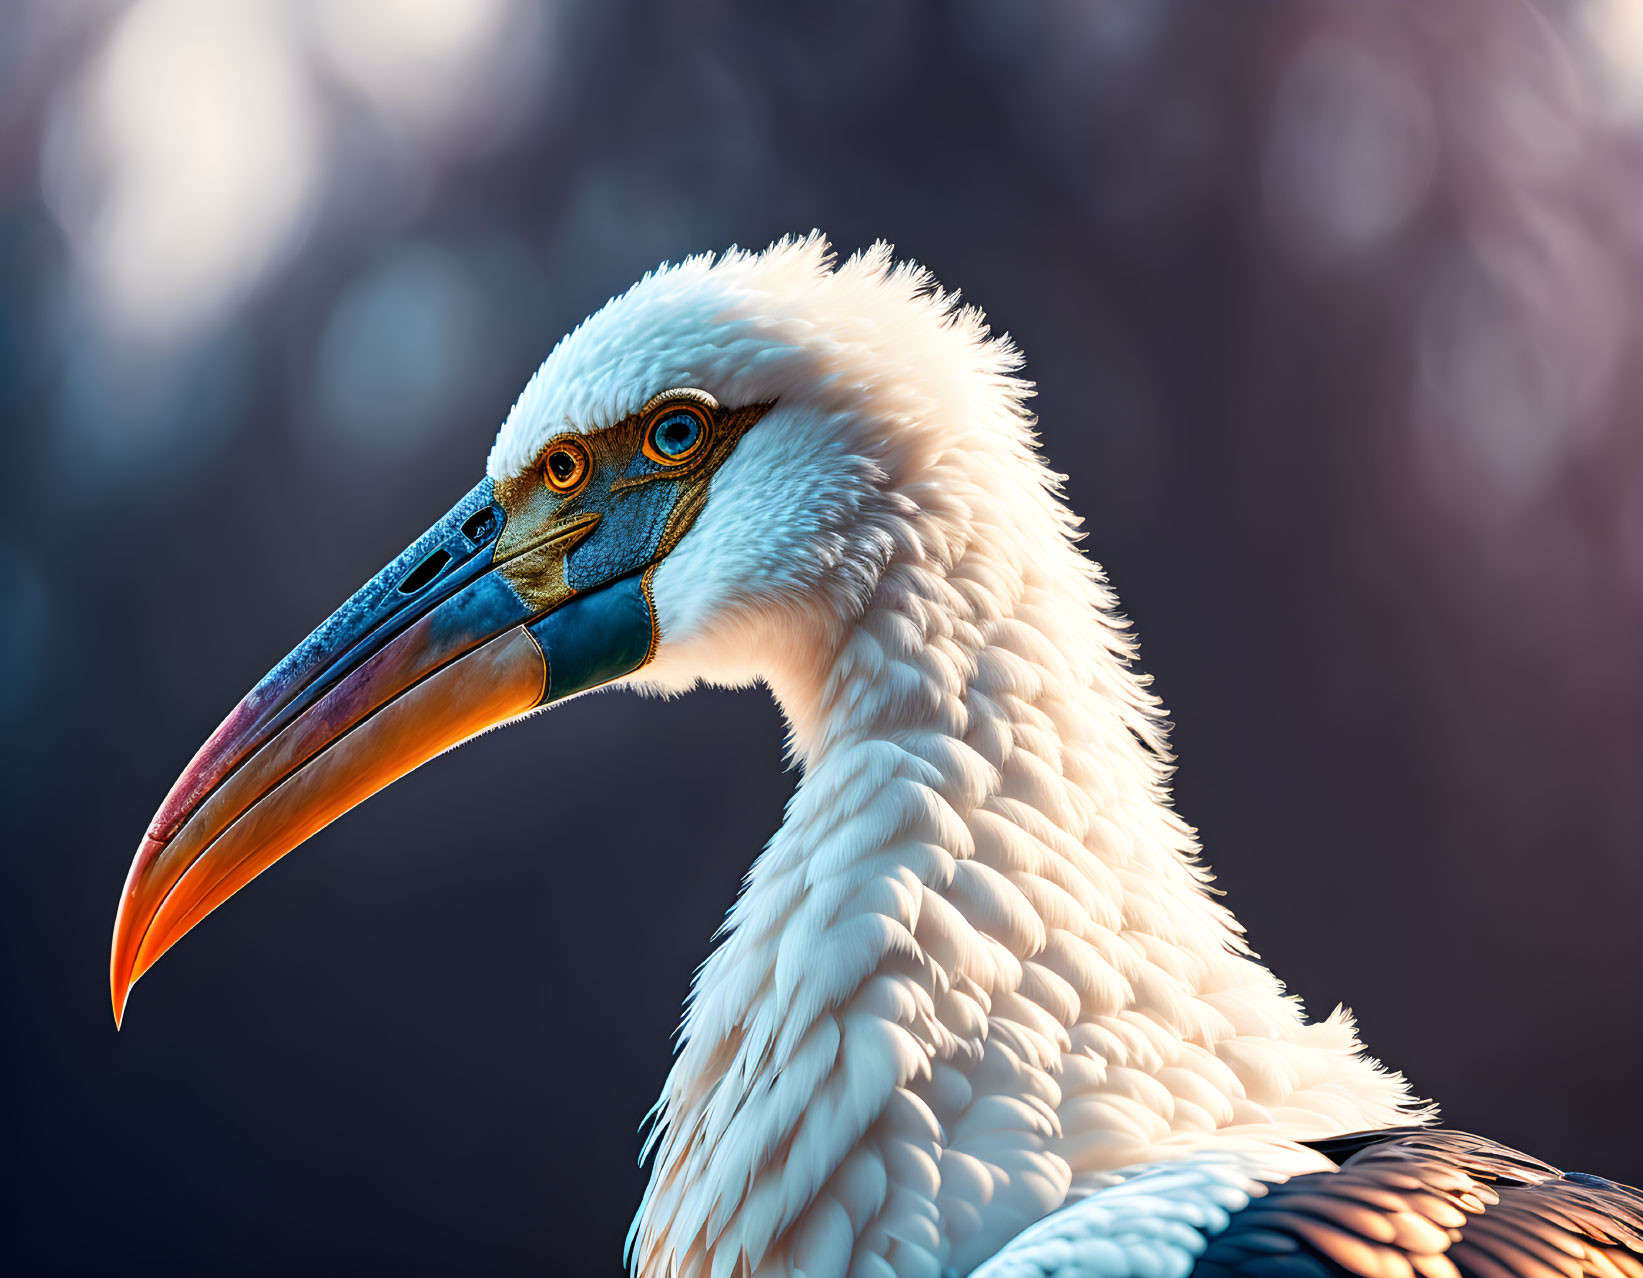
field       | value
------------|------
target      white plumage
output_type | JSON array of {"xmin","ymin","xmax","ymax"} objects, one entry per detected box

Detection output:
[{"xmin": 491, "ymin": 236, "xmax": 1424, "ymax": 1277}]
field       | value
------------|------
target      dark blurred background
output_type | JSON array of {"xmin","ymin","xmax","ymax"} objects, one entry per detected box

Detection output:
[{"xmin": 2, "ymin": 1, "xmax": 1640, "ymax": 1273}]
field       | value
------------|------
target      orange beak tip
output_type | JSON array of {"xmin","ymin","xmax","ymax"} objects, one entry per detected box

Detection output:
[
  {"xmin": 106, "ymin": 625, "xmax": 549, "ymax": 1024},
  {"xmin": 111, "ymin": 956, "xmax": 131, "ymax": 1030}
]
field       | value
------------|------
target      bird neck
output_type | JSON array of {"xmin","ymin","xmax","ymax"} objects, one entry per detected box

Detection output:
[{"xmin": 631, "ymin": 481, "xmax": 1418, "ymax": 1277}]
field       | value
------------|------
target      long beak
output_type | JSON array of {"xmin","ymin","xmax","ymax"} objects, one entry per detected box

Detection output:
[{"xmin": 110, "ymin": 478, "xmax": 654, "ymax": 1026}]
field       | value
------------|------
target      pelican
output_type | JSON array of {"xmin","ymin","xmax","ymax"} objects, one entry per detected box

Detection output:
[{"xmin": 112, "ymin": 236, "xmax": 1641, "ymax": 1277}]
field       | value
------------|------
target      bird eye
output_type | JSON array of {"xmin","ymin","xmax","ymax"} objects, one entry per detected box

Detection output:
[
  {"xmin": 644, "ymin": 405, "xmax": 710, "ymax": 465},
  {"xmin": 542, "ymin": 439, "xmax": 590, "ymax": 494}
]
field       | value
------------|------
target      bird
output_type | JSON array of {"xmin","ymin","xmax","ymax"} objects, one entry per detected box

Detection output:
[{"xmin": 110, "ymin": 235, "xmax": 1642, "ymax": 1278}]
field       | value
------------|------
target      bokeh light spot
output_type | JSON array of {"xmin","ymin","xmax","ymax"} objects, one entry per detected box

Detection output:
[
  {"xmin": 1263, "ymin": 35, "xmax": 1435, "ymax": 258},
  {"xmin": 43, "ymin": 0, "xmax": 319, "ymax": 341}
]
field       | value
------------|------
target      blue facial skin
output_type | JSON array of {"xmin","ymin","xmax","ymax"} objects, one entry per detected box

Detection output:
[{"xmin": 529, "ymin": 574, "xmax": 654, "ymax": 701}]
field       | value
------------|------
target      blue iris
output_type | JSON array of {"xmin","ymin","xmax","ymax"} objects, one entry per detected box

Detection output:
[{"xmin": 652, "ymin": 410, "xmax": 702, "ymax": 459}]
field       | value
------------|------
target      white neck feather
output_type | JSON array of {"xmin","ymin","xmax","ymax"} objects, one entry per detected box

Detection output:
[{"xmin": 629, "ymin": 443, "xmax": 1419, "ymax": 1278}]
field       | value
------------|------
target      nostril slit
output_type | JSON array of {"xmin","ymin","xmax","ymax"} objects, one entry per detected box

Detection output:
[
  {"xmin": 399, "ymin": 548, "xmax": 452, "ymax": 595},
  {"xmin": 462, "ymin": 506, "xmax": 500, "ymax": 544}
]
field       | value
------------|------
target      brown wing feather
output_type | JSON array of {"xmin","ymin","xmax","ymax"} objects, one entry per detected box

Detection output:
[{"xmin": 1191, "ymin": 1128, "xmax": 1643, "ymax": 1277}]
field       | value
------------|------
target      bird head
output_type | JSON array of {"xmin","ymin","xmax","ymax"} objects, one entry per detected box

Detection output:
[{"xmin": 110, "ymin": 235, "xmax": 1038, "ymax": 1023}]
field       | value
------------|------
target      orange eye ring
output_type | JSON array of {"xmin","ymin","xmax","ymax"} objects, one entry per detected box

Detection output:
[
  {"xmin": 640, "ymin": 389, "xmax": 718, "ymax": 467},
  {"xmin": 542, "ymin": 437, "xmax": 591, "ymax": 495}
]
